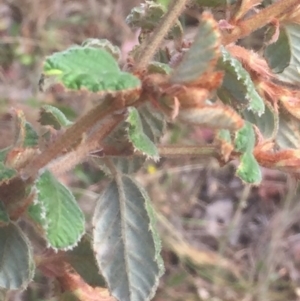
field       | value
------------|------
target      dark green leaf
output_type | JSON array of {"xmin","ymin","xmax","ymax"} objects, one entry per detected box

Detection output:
[
  {"xmin": 266, "ymin": 24, "xmax": 300, "ymax": 83},
  {"xmin": 218, "ymin": 46, "xmax": 265, "ymax": 116},
  {"xmin": 0, "ymin": 223, "xmax": 35, "ymax": 289},
  {"xmin": 65, "ymin": 235, "xmax": 106, "ymax": 287},
  {"xmin": 36, "ymin": 170, "xmax": 85, "ymax": 250},
  {"xmin": 264, "ymin": 26, "xmax": 291, "ymax": 73},
  {"xmin": 243, "ymin": 101, "xmax": 278, "ymax": 140},
  {"xmin": 0, "ymin": 147, "xmax": 10, "ymax": 163},
  {"xmin": 39, "ymin": 105, "xmax": 73, "ymax": 130},
  {"xmin": 93, "ymin": 175, "xmax": 164, "ymax": 301}
]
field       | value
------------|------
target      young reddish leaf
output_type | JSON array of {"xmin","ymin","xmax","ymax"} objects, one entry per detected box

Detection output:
[
  {"xmin": 178, "ymin": 104, "xmax": 244, "ymax": 131},
  {"xmin": 279, "ymin": 94, "xmax": 300, "ymax": 120},
  {"xmin": 215, "ymin": 129, "xmax": 233, "ymax": 162},
  {"xmin": 254, "ymin": 148, "xmax": 300, "ymax": 175},
  {"xmin": 13, "ymin": 109, "xmax": 39, "ymax": 148},
  {"xmin": 170, "ymin": 12, "xmax": 221, "ymax": 84}
]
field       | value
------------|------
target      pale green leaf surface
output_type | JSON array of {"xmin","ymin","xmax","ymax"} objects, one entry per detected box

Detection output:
[
  {"xmin": 218, "ymin": 47, "xmax": 265, "ymax": 116},
  {"xmin": 43, "ymin": 46, "xmax": 141, "ymax": 92},
  {"xmin": 36, "ymin": 170, "xmax": 85, "ymax": 249},
  {"xmin": 39, "ymin": 105, "xmax": 73, "ymax": 130},
  {"xmin": 0, "ymin": 223, "xmax": 35, "ymax": 289},
  {"xmin": 127, "ymin": 107, "xmax": 159, "ymax": 160},
  {"xmin": 93, "ymin": 175, "xmax": 164, "ymax": 301},
  {"xmin": 234, "ymin": 121, "xmax": 255, "ymax": 153},
  {"xmin": 236, "ymin": 151, "xmax": 262, "ymax": 184},
  {"xmin": 171, "ymin": 13, "xmax": 220, "ymax": 84}
]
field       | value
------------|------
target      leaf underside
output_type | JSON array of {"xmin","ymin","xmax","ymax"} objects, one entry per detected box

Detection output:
[
  {"xmin": 0, "ymin": 223, "xmax": 35, "ymax": 290},
  {"xmin": 93, "ymin": 175, "xmax": 164, "ymax": 301}
]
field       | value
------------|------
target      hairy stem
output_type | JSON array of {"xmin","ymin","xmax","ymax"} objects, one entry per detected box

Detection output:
[
  {"xmin": 222, "ymin": 0, "xmax": 300, "ymax": 45},
  {"xmin": 134, "ymin": 0, "xmax": 189, "ymax": 71},
  {"xmin": 22, "ymin": 96, "xmax": 122, "ymax": 179},
  {"xmin": 158, "ymin": 145, "xmax": 219, "ymax": 158},
  {"xmin": 48, "ymin": 114, "xmax": 124, "ymax": 176}
]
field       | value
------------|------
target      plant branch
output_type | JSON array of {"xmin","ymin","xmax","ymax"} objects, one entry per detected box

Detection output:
[
  {"xmin": 21, "ymin": 96, "xmax": 123, "ymax": 179},
  {"xmin": 48, "ymin": 114, "xmax": 124, "ymax": 176},
  {"xmin": 222, "ymin": 0, "xmax": 300, "ymax": 45},
  {"xmin": 158, "ymin": 145, "xmax": 220, "ymax": 158},
  {"xmin": 134, "ymin": 0, "xmax": 189, "ymax": 71}
]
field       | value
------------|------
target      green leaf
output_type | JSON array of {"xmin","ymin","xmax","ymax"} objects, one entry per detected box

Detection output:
[
  {"xmin": 148, "ymin": 62, "xmax": 172, "ymax": 75},
  {"xmin": 127, "ymin": 107, "xmax": 159, "ymax": 160},
  {"xmin": 236, "ymin": 151, "xmax": 262, "ymax": 185},
  {"xmin": 36, "ymin": 170, "xmax": 85, "ymax": 250},
  {"xmin": 0, "ymin": 163, "xmax": 17, "ymax": 181},
  {"xmin": 218, "ymin": 46, "xmax": 265, "ymax": 116},
  {"xmin": 39, "ymin": 105, "xmax": 73, "ymax": 130},
  {"xmin": 0, "ymin": 147, "xmax": 10, "ymax": 163},
  {"xmin": 65, "ymin": 235, "xmax": 106, "ymax": 287},
  {"xmin": 82, "ymin": 38, "xmax": 121, "ymax": 61},
  {"xmin": 265, "ymin": 24, "xmax": 300, "ymax": 83},
  {"xmin": 93, "ymin": 157, "xmax": 146, "ymax": 175},
  {"xmin": 243, "ymin": 101, "xmax": 278, "ymax": 140},
  {"xmin": 264, "ymin": 26, "xmax": 291, "ymax": 73},
  {"xmin": 0, "ymin": 202, "xmax": 9, "ymax": 227},
  {"xmin": 171, "ymin": 12, "xmax": 220, "ymax": 84},
  {"xmin": 0, "ymin": 223, "xmax": 35, "ymax": 289},
  {"xmin": 43, "ymin": 46, "xmax": 141, "ymax": 93},
  {"xmin": 234, "ymin": 121, "xmax": 255, "ymax": 153},
  {"xmin": 93, "ymin": 175, "xmax": 164, "ymax": 301},
  {"xmin": 192, "ymin": 0, "xmax": 237, "ymax": 6},
  {"xmin": 139, "ymin": 102, "xmax": 166, "ymax": 143},
  {"xmin": 126, "ymin": 2, "xmax": 183, "ymax": 40}
]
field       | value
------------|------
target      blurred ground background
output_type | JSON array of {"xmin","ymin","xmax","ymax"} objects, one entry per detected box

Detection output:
[{"xmin": 1, "ymin": 1, "xmax": 300, "ymax": 300}]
